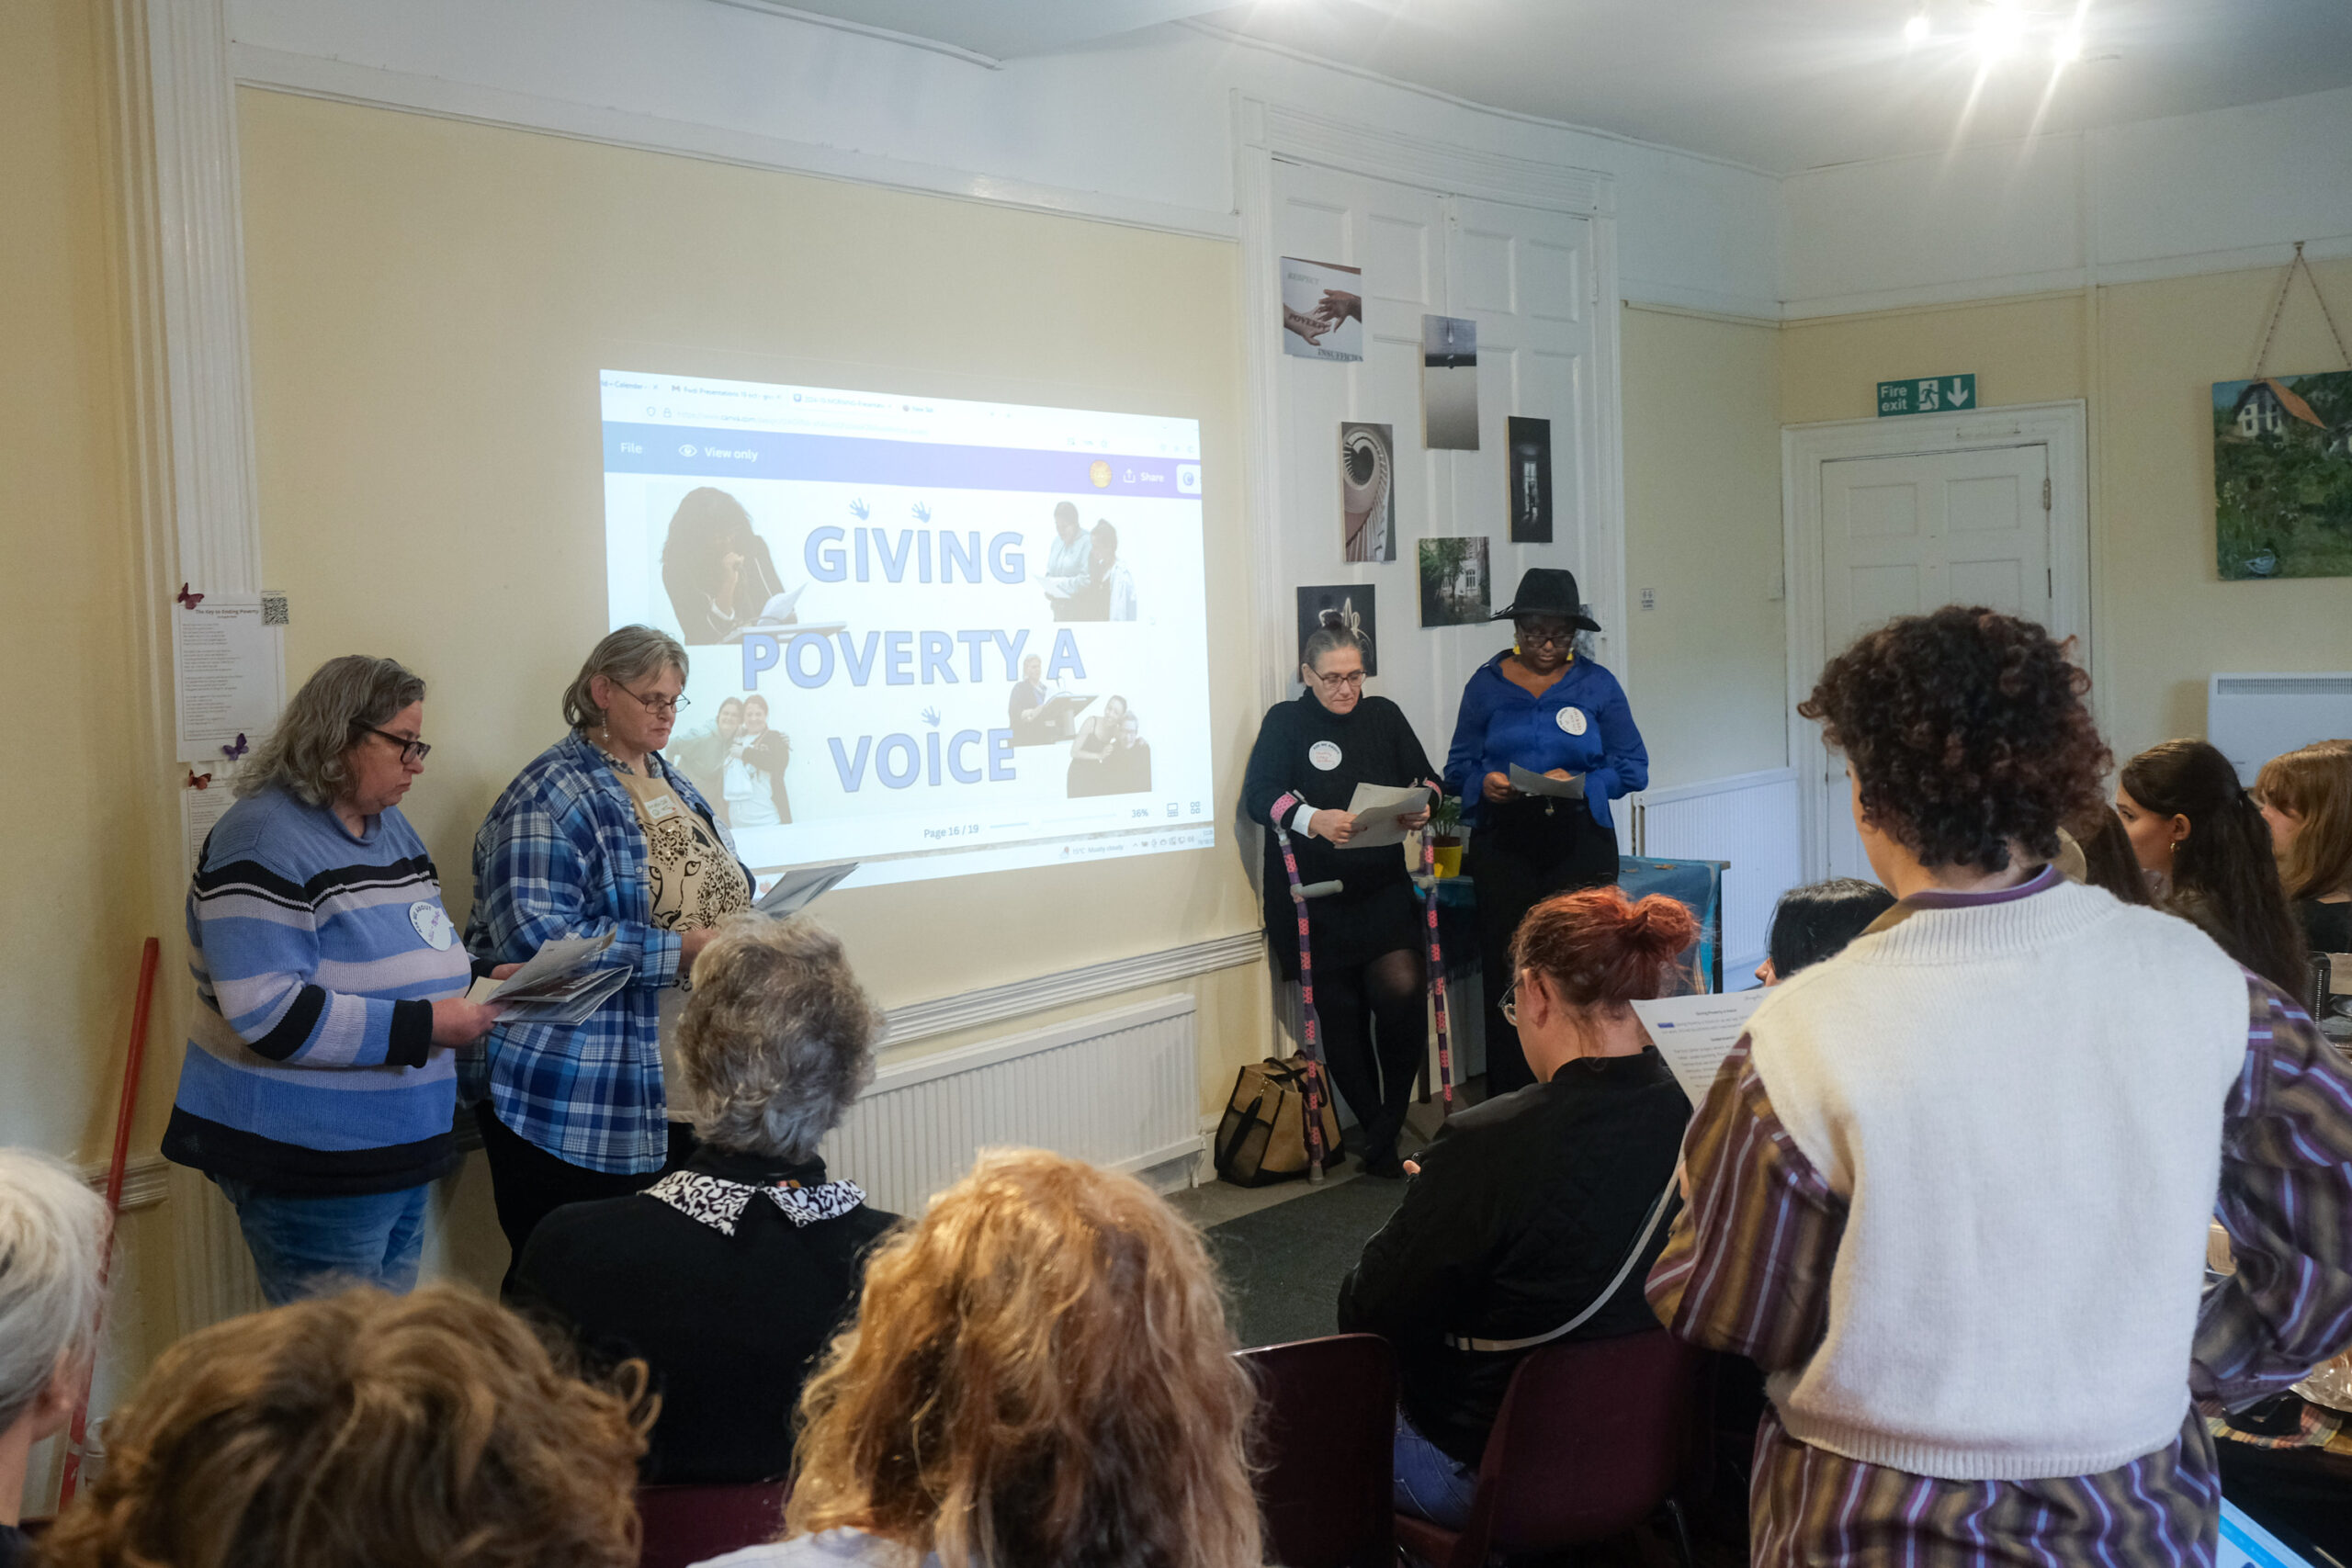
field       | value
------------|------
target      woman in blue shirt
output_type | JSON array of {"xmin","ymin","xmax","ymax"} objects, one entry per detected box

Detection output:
[{"xmin": 1442, "ymin": 569, "xmax": 1647, "ymax": 1091}]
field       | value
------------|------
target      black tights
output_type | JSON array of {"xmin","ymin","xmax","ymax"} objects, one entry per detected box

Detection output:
[{"xmin": 1315, "ymin": 946, "xmax": 1427, "ymax": 1161}]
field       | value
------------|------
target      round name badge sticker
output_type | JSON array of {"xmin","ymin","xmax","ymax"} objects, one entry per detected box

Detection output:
[
  {"xmin": 409, "ymin": 902, "xmax": 456, "ymax": 951},
  {"xmin": 1308, "ymin": 740, "xmax": 1343, "ymax": 771},
  {"xmin": 1557, "ymin": 706, "xmax": 1589, "ymax": 737}
]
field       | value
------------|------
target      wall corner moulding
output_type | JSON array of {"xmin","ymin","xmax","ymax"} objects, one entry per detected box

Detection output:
[
  {"xmin": 112, "ymin": 0, "xmax": 277, "ymax": 1338},
  {"xmin": 125, "ymin": 0, "xmax": 268, "ymax": 597}
]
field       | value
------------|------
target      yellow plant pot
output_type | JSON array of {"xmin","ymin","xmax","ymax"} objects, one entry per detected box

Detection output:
[{"xmin": 1431, "ymin": 840, "xmax": 1464, "ymax": 879}]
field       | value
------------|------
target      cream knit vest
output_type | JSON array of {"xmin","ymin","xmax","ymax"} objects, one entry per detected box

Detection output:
[{"xmin": 1750, "ymin": 878, "xmax": 2249, "ymax": 1481}]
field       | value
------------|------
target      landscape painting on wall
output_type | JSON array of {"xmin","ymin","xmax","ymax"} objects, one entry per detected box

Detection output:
[{"xmin": 2212, "ymin": 371, "xmax": 2352, "ymax": 581}]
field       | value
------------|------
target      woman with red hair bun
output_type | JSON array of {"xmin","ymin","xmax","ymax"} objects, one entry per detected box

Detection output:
[{"xmin": 1340, "ymin": 886, "xmax": 1696, "ymax": 1529}]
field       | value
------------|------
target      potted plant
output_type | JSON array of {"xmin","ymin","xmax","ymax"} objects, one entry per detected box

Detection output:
[{"xmin": 1430, "ymin": 794, "xmax": 1466, "ymax": 878}]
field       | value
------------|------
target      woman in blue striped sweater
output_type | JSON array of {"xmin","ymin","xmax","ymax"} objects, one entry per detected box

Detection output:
[{"xmin": 162, "ymin": 655, "xmax": 508, "ymax": 1304}]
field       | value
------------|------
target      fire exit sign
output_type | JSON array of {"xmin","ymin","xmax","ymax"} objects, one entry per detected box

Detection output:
[{"xmin": 1878, "ymin": 374, "xmax": 1976, "ymax": 416}]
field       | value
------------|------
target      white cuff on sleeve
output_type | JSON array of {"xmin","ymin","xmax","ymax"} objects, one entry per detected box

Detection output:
[{"xmin": 1291, "ymin": 803, "xmax": 1319, "ymax": 835}]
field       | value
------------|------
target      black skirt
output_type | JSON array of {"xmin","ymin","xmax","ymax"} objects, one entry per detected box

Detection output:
[{"xmin": 1268, "ymin": 877, "xmax": 1424, "ymax": 982}]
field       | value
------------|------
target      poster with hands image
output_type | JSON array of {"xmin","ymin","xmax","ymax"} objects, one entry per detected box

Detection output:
[{"xmin": 1280, "ymin": 257, "xmax": 1364, "ymax": 362}]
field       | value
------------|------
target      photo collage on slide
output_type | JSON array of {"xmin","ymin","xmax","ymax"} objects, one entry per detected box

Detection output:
[{"xmin": 601, "ymin": 372, "xmax": 1216, "ymax": 891}]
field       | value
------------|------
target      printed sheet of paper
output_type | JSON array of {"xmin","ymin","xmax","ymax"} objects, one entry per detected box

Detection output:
[
  {"xmin": 1340, "ymin": 783, "xmax": 1431, "ymax": 850},
  {"xmin": 174, "ymin": 596, "xmax": 283, "ymax": 762},
  {"xmin": 1509, "ymin": 763, "xmax": 1585, "ymax": 799},
  {"xmin": 182, "ymin": 783, "xmax": 234, "ymax": 874},
  {"xmin": 1630, "ymin": 990, "xmax": 1765, "ymax": 1106},
  {"xmin": 756, "ymin": 861, "xmax": 858, "ymax": 917},
  {"xmin": 465, "ymin": 932, "xmax": 626, "ymax": 1024}
]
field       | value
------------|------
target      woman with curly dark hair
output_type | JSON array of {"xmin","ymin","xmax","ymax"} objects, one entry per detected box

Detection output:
[
  {"xmin": 2118, "ymin": 739, "xmax": 2308, "ymax": 996},
  {"xmin": 1648, "ymin": 606, "xmax": 2352, "ymax": 1567}
]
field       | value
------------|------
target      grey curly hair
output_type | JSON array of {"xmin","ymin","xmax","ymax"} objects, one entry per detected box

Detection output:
[
  {"xmin": 236, "ymin": 656, "xmax": 425, "ymax": 807},
  {"xmin": 676, "ymin": 916, "xmax": 879, "ymax": 1162},
  {"xmin": 563, "ymin": 626, "xmax": 688, "ymax": 731}
]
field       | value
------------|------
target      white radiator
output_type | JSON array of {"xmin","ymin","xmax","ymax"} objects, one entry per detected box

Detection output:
[
  {"xmin": 1626, "ymin": 768, "xmax": 1804, "ymax": 976},
  {"xmin": 820, "ymin": 995, "xmax": 1202, "ymax": 1216}
]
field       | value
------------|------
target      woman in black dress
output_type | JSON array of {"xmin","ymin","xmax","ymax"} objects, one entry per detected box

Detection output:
[{"xmin": 1241, "ymin": 614, "xmax": 1437, "ymax": 1178}]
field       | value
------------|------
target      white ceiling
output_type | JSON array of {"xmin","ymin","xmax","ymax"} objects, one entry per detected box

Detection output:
[{"xmin": 766, "ymin": 0, "xmax": 2352, "ymax": 174}]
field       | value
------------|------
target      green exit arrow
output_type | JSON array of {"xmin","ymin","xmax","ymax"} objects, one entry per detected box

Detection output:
[{"xmin": 1877, "ymin": 374, "xmax": 1977, "ymax": 416}]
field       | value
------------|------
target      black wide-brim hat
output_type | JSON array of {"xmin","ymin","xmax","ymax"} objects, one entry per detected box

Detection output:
[{"xmin": 1492, "ymin": 567, "xmax": 1601, "ymax": 631}]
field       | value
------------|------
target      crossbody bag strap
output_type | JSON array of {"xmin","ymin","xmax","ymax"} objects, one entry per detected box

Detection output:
[{"xmin": 1444, "ymin": 1177, "xmax": 1679, "ymax": 1354}]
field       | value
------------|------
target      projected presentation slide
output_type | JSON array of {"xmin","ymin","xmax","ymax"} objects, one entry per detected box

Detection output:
[{"xmin": 602, "ymin": 370, "xmax": 1215, "ymax": 891}]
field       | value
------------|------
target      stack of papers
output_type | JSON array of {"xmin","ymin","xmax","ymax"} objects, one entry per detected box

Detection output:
[
  {"xmin": 1628, "ymin": 990, "xmax": 1765, "ymax": 1106},
  {"xmin": 755, "ymin": 862, "xmax": 858, "ymax": 917},
  {"xmin": 465, "ymin": 931, "xmax": 628, "ymax": 1026},
  {"xmin": 1340, "ymin": 783, "xmax": 1433, "ymax": 850}
]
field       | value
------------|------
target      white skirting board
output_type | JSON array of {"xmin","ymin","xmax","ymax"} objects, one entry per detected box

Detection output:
[
  {"xmin": 820, "ymin": 994, "xmax": 1203, "ymax": 1216},
  {"xmin": 1622, "ymin": 768, "xmax": 1804, "ymax": 977}
]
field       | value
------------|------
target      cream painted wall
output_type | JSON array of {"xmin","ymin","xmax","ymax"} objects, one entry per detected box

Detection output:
[
  {"xmin": 1619, "ymin": 307, "xmax": 1788, "ymax": 787},
  {"xmin": 1781, "ymin": 263, "xmax": 2352, "ymax": 760},
  {"xmin": 233, "ymin": 89, "xmax": 1272, "ymax": 1125},
  {"xmin": 0, "ymin": 0, "xmax": 170, "ymax": 1159}
]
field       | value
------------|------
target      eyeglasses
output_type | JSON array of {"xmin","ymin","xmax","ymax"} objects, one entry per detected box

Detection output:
[
  {"xmin": 362, "ymin": 726, "xmax": 431, "ymax": 764},
  {"xmin": 611, "ymin": 684, "xmax": 692, "ymax": 717},
  {"xmin": 1499, "ymin": 979, "xmax": 1521, "ymax": 1029},
  {"xmin": 1516, "ymin": 624, "xmax": 1573, "ymax": 649},
  {"xmin": 1312, "ymin": 670, "xmax": 1367, "ymax": 692}
]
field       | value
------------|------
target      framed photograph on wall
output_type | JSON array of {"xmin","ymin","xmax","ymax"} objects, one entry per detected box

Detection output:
[
  {"xmin": 1340, "ymin": 423, "xmax": 1396, "ymax": 562},
  {"xmin": 2212, "ymin": 372, "xmax": 2352, "ymax": 579},
  {"xmin": 1281, "ymin": 257, "xmax": 1363, "ymax": 361},
  {"xmin": 1296, "ymin": 584, "xmax": 1377, "ymax": 675},
  {"xmin": 1421, "ymin": 315, "xmax": 1479, "ymax": 449},
  {"xmin": 1418, "ymin": 537, "xmax": 1491, "ymax": 626},
  {"xmin": 1507, "ymin": 416, "xmax": 1553, "ymax": 543}
]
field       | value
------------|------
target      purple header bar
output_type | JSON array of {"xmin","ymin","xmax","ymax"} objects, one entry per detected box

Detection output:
[{"xmin": 603, "ymin": 423, "xmax": 1201, "ymax": 499}]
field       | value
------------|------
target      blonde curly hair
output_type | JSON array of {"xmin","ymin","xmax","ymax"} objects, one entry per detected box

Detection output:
[
  {"xmin": 785, "ymin": 1149, "xmax": 1261, "ymax": 1568},
  {"xmin": 39, "ymin": 1284, "xmax": 650, "ymax": 1568}
]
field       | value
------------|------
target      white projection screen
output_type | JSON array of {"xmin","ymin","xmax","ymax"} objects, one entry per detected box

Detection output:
[{"xmin": 602, "ymin": 370, "xmax": 1215, "ymax": 891}]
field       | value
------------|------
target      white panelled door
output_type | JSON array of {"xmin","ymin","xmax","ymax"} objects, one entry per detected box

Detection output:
[
  {"xmin": 1817, "ymin": 442, "xmax": 2052, "ymax": 879},
  {"xmin": 1267, "ymin": 160, "xmax": 1599, "ymax": 773}
]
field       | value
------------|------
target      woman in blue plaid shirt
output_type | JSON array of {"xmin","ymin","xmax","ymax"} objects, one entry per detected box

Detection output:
[{"xmin": 467, "ymin": 626, "xmax": 755, "ymax": 1286}]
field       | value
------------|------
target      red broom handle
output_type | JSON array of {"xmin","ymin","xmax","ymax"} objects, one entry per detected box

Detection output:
[{"xmin": 58, "ymin": 935, "xmax": 160, "ymax": 1506}]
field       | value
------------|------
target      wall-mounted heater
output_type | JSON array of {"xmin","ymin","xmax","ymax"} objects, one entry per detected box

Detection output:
[{"xmin": 2207, "ymin": 673, "xmax": 2352, "ymax": 784}]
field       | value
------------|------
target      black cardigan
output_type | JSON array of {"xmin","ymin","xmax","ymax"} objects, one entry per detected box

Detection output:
[
  {"xmin": 513, "ymin": 1145, "xmax": 895, "ymax": 1483},
  {"xmin": 1337, "ymin": 1050, "xmax": 1690, "ymax": 1465}
]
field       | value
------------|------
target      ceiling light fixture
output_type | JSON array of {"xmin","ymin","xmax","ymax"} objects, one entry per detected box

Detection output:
[
  {"xmin": 1904, "ymin": 11, "xmax": 1931, "ymax": 44},
  {"xmin": 2052, "ymin": 28, "xmax": 2084, "ymax": 63}
]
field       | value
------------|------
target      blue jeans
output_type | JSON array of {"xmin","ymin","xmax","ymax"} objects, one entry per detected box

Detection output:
[
  {"xmin": 1394, "ymin": 1405, "xmax": 1479, "ymax": 1531},
  {"xmin": 213, "ymin": 1178, "xmax": 431, "ymax": 1306}
]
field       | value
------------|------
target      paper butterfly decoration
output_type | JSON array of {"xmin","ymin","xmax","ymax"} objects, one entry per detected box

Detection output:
[
  {"xmin": 186, "ymin": 770, "xmax": 212, "ymax": 791},
  {"xmin": 220, "ymin": 733, "xmax": 249, "ymax": 762},
  {"xmin": 175, "ymin": 583, "xmax": 204, "ymax": 609}
]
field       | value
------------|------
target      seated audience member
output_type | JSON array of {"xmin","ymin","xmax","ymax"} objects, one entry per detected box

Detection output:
[
  {"xmin": 2117, "ymin": 739, "xmax": 2309, "ymax": 996},
  {"xmin": 0, "ymin": 1152, "xmax": 108, "ymax": 1568},
  {"xmin": 701, "ymin": 1149, "xmax": 1261, "ymax": 1568},
  {"xmin": 1753, "ymin": 878, "xmax": 1895, "ymax": 986},
  {"xmin": 2257, "ymin": 739, "xmax": 2352, "ymax": 954},
  {"xmin": 514, "ymin": 915, "xmax": 893, "ymax": 1483},
  {"xmin": 39, "ymin": 1285, "xmax": 647, "ymax": 1568},
  {"xmin": 2071, "ymin": 804, "xmax": 2154, "ymax": 907},
  {"xmin": 1651, "ymin": 607, "xmax": 2352, "ymax": 1564},
  {"xmin": 1339, "ymin": 887, "xmax": 1698, "ymax": 1529}
]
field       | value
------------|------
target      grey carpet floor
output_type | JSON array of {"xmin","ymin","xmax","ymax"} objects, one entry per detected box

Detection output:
[{"xmin": 1205, "ymin": 1174, "xmax": 1410, "ymax": 1351}]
